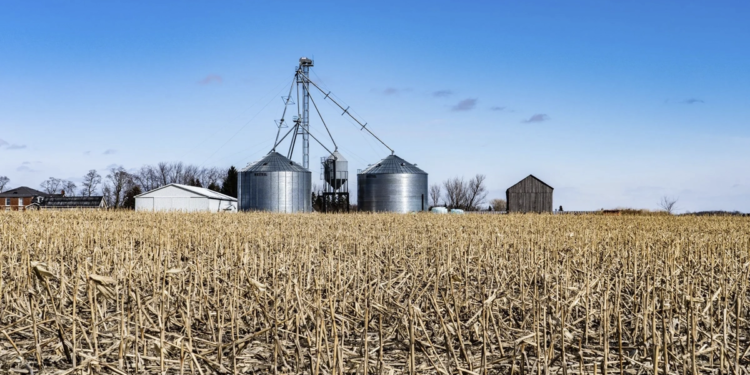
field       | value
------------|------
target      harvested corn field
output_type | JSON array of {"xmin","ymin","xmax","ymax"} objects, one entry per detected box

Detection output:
[{"xmin": 1, "ymin": 211, "xmax": 749, "ymax": 374}]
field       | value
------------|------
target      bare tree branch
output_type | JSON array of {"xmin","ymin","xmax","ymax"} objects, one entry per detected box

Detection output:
[
  {"xmin": 0, "ymin": 176, "xmax": 9, "ymax": 192},
  {"xmin": 659, "ymin": 196, "xmax": 679, "ymax": 214},
  {"xmin": 465, "ymin": 174, "xmax": 488, "ymax": 210},
  {"xmin": 80, "ymin": 169, "xmax": 101, "ymax": 197},
  {"xmin": 429, "ymin": 184, "xmax": 441, "ymax": 207},
  {"xmin": 40, "ymin": 177, "xmax": 62, "ymax": 194}
]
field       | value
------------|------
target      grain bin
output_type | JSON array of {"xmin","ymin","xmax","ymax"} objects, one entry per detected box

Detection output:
[
  {"xmin": 238, "ymin": 151, "xmax": 312, "ymax": 212},
  {"xmin": 324, "ymin": 151, "xmax": 348, "ymax": 191},
  {"xmin": 357, "ymin": 154, "xmax": 428, "ymax": 213}
]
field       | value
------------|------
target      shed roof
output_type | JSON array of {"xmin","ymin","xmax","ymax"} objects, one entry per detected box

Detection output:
[
  {"xmin": 0, "ymin": 186, "xmax": 47, "ymax": 198},
  {"xmin": 241, "ymin": 152, "xmax": 309, "ymax": 173},
  {"xmin": 358, "ymin": 154, "xmax": 426, "ymax": 175},
  {"xmin": 39, "ymin": 196, "xmax": 106, "ymax": 208},
  {"xmin": 136, "ymin": 184, "xmax": 238, "ymax": 201}
]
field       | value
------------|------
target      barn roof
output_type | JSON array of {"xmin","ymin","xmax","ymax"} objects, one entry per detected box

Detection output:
[
  {"xmin": 136, "ymin": 183, "xmax": 238, "ymax": 201},
  {"xmin": 0, "ymin": 186, "xmax": 47, "ymax": 198},
  {"xmin": 506, "ymin": 174, "xmax": 554, "ymax": 192},
  {"xmin": 38, "ymin": 196, "xmax": 106, "ymax": 208}
]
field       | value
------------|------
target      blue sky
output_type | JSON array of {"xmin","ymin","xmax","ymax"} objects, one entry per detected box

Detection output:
[{"xmin": 1, "ymin": 1, "xmax": 749, "ymax": 212}]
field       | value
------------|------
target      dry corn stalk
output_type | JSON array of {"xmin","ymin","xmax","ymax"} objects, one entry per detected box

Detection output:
[{"xmin": 0, "ymin": 210, "xmax": 747, "ymax": 374}]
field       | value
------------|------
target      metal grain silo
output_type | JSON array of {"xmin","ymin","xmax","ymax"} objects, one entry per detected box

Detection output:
[
  {"xmin": 238, "ymin": 151, "xmax": 312, "ymax": 213},
  {"xmin": 357, "ymin": 154, "xmax": 428, "ymax": 213}
]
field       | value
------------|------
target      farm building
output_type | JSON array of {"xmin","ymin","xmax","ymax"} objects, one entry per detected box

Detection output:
[
  {"xmin": 135, "ymin": 184, "xmax": 237, "ymax": 212},
  {"xmin": 30, "ymin": 196, "xmax": 107, "ymax": 210},
  {"xmin": 506, "ymin": 175, "xmax": 553, "ymax": 213},
  {"xmin": 0, "ymin": 186, "xmax": 48, "ymax": 211}
]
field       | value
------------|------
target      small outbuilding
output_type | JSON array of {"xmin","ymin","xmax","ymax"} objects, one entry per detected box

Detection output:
[
  {"xmin": 32, "ymin": 196, "xmax": 107, "ymax": 210},
  {"xmin": 506, "ymin": 175, "xmax": 553, "ymax": 213},
  {"xmin": 135, "ymin": 184, "xmax": 237, "ymax": 212}
]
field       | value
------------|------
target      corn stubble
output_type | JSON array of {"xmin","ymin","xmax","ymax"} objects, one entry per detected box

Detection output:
[{"xmin": 1, "ymin": 211, "xmax": 749, "ymax": 374}]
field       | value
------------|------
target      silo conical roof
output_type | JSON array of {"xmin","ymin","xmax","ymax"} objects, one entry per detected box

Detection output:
[
  {"xmin": 326, "ymin": 150, "xmax": 347, "ymax": 162},
  {"xmin": 359, "ymin": 154, "xmax": 426, "ymax": 175},
  {"xmin": 241, "ymin": 152, "xmax": 309, "ymax": 173}
]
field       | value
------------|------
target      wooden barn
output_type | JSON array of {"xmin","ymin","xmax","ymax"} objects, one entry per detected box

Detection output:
[{"xmin": 506, "ymin": 175, "xmax": 553, "ymax": 213}]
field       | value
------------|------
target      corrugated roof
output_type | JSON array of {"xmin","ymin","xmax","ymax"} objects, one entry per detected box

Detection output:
[
  {"xmin": 173, "ymin": 184, "xmax": 238, "ymax": 200},
  {"xmin": 241, "ymin": 152, "xmax": 309, "ymax": 173},
  {"xmin": 0, "ymin": 186, "xmax": 48, "ymax": 198},
  {"xmin": 358, "ymin": 154, "xmax": 426, "ymax": 175},
  {"xmin": 136, "ymin": 184, "xmax": 238, "ymax": 201},
  {"xmin": 40, "ymin": 196, "xmax": 105, "ymax": 208}
]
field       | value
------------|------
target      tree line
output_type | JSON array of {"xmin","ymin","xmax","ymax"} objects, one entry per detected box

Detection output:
[{"xmin": 0, "ymin": 163, "xmax": 239, "ymax": 209}]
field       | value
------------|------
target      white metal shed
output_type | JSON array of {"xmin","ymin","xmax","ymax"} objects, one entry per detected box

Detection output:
[{"xmin": 135, "ymin": 184, "xmax": 237, "ymax": 212}]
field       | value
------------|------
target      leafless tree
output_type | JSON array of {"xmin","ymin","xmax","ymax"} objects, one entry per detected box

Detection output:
[
  {"xmin": 659, "ymin": 196, "xmax": 679, "ymax": 214},
  {"xmin": 157, "ymin": 162, "xmax": 171, "ymax": 185},
  {"xmin": 441, "ymin": 175, "xmax": 490, "ymax": 211},
  {"xmin": 490, "ymin": 198, "xmax": 506, "ymax": 211},
  {"xmin": 40, "ymin": 177, "xmax": 63, "ymax": 194},
  {"xmin": 200, "ymin": 167, "xmax": 224, "ymax": 188},
  {"xmin": 102, "ymin": 184, "xmax": 113, "ymax": 208},
  {"xmin": 169, "ymin": 162, "xmax": 185, "ymax": 184},
  {"xmin": 40, "ymin": 177, "xmax": 77, "ymax": 195},
  {"xmin": 0, "ymin": 176, "xmax": 9, "ymax": 192},
  {"xmin": 132, "ymin": 165, "xmax": 161, "ymax": 192},
  {"xmin": 104, "ymin": 167, "xmax": 132, "ymax": 208},
  {"xmin": 62, "ymin": 181, "xmax": 77, "ymax": 196},
  {"xmin": 443, "ymin": 177, "xmax": 466, "ymax": 210},
  {"xmin": 464, "ymin": 174, "xmax": 488, "ymax": 210},
  {"xmin": 80, "ymin": 170, "xmax": 102, "ymax": 196},
  {"xmin": 429, "ymin": 183, "xmax": 442, "ymax": 207}
]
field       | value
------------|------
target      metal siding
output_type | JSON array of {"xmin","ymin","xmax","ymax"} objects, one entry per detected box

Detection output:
[
  {"xmin": 357, "ymin": 173, "xmax": 428, "ymax": 213},
  {"xmin": 324, "ymin": 151, "xmax": 348, "ymax": 190},
  {"xmin": 356, "ymin": 154, "xmax": 428, "ymax": 213},
  {"xmin": 135, "ymin": 197, "xmax": 154, "ymax": 211},
  {"xmin": 238, "ymin": 170, "xmax": 311, "ymax": 213},
  {"xmin": 189, "ymin": 197, "xmax": 208, "ymax": 212}
]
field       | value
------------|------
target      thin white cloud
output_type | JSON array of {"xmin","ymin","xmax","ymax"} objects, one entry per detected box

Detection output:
[
  {"xmin": 373, "ymin": 87, "xmax": 412, "ymax": 95},
  {"xmin": 451, "ymin": 98, "xmax": 477, "ymax": 111},
  {"xmin": 433, "ymin": 90, "xmax": 453, "ymax": 97},
  {"xmin": 522, "ymin": 114, "xmax": 550, "ymax": 123},
  {"xmin": 103, "ymin": 149, "xmax": 117, "ymax": 155},
  {"xmin": 0, "ymin": 138, "xmax": 26, "ymax": 149}
]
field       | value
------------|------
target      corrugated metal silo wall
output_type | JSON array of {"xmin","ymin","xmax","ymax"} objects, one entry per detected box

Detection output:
[
  {"xmin": 506, "ymin": 178, "xmax": 553, "ymax": 213},
  {"xmin": 238, "ymin": 170, "xmax": 311, "ymax": 213},
  {"xmin": 357, "ymin": 173, "xmax": 428, "ymax": 213}
]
